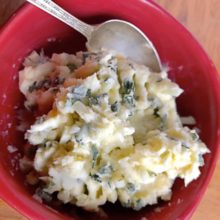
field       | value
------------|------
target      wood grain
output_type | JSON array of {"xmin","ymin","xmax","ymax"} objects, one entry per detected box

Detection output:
[
  {"xmin": 156, "ymin": 0, "xmax": 220, "ymax": 74},
  {"xmin": 0, "ymin": 0, "xmax": 24, "ymax": 26},
  {"xmin": 0, "ymin": 0, "xmax": 220, "ymax": 219}
]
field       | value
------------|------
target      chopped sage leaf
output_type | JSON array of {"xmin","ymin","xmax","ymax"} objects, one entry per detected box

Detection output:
[
  {"xmin": 89, "ymin": 96, "xmax": 100, "ymax": 105},
  {"xmin": 28, "ymin": 81, "xmax": 37, "ymax": 92},
  {"xmin": 75, "ymin": 133, "xmax": 83, "ymax": 144},
  {"xmin": 182, "ymin": 143, "xmax": 190, "ymax": 149},
  {"xmin": 111, "ymin": 101, "xmax": 119, "ymax": 112},
  {"xmin": 88, "ymin": 93, "xmax": 107, "ymax": 106},
  {"xmin": 123, "ymin": 95, "xmax": 135, "ymax": 107},
  {"xmin": 153, "ymin": 107, "xmax": 160, "ymax": 118},
  {"xmin": 84, "ymin": 184, "xmax": 89, "ymax": 195},
  {"xmin": 86, "ymin": 89, "xmax": 100, "ymax": 105},
  {"xmin": 90, "ymin": 173, "xmax": 102, "ymax": 182},
  {"xmin": 86, "ymin": 89, "xmax": 92, "ymax": 97},
  {"xmin": 156, "ymin": 78, "xmax": 163, "ymax": 83},
  {"xmin": 148, "ymin": 171, "xmax": 156, "ymax": 177},
  {"xmin": 128, "ymin": 63, "xmax": 134, "ymax": 69},
  {"xmin": 99, "ymin": 165, "xmax": 113, "ymax": 175},
  {"xmin": 74, "ymin": 125, "xmax": 89, "ymax": 144},
  {"xmin": 123, "ymin": 80, "xmax": 134, "ymax": 94},
  {"xmin": 191, "ymin": 132, "xmax": 199, "ymax": 141},
  {"xmin": 28, "ymin": 77, "xmax": 65, "ymax": 93},
  {"xmin": 107, "ymin": 65, "xmax": 116, "ymax": 72},
  {"xmin": 68, "ymin": 85, "xmax": 88, "ymax": 101},
  {"xmin": 67, "ymin": 63, "xmax": 76, "ymax": 71},
  {"xmin": 126, "ymin": 182, "xmax": 136, "ymax": 193},
  {"xmin": 91, "ymin": 145, "xmax": 99, "ymax": 168}
]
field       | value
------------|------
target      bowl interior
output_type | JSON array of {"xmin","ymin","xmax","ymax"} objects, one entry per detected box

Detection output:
[{"xmin": 0, "ymin": 0, "xmax": 219, "ymax": 220}]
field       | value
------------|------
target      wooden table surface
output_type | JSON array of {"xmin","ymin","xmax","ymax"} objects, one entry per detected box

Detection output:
[{"xmin": 0, "ymin": 0, "xmax": 220, "ymax": 219}]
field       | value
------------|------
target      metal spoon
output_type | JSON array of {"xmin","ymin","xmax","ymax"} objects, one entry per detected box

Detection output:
[{"xmin": 26, "ymin": 0, "xmax": 162, "ymax": 72}]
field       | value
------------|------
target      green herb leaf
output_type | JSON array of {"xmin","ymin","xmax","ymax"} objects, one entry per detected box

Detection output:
[
  {"xmin": 111, "ymin": 101, "xmax": 119, "ymax": 112},
  {"xmin": 86, "ymin": 89, "xmax": 99, "ymax": 105},
  {"xmin": 98, "ymin": 165, "xmax": 113, "ymax": 175},
  {"xmin": 91, "ymin": 145, "xmax": 99, "ymax": 168},
  {"xmin": 153, "ymin": 107, "xmax": 160, "ymax": 118},
  {"xmin": 74, "ymin": 125, "xmax": 89, "ymax": 145},
  {"xmin": 28, "ymin": 81, "xmax": 37, "ymax": 92},
  {"xmin": 89, "ymin": 96, "xmax": 100, "ymax": 105},
  {"xmin": 84, "ymin": 184, "xmax": 89, "ymax": 195},
  {"xmin": 68, "ymin": 85, "xmax": 88, "ymax": 100},
  {"xmin": 191, "ymin": 131, "xmax": 199, "ymax": 141},
  {"xmin": 107, "ymin": 65, "xmax": 117, "ymax": 72},
  {"xmin": 86, "ymin": 88, "xmax": 92, "ymax": 97},
  {"xmin": 29, "ymin": 77, "xmax": 65, "ymax": 93},
  {"xmin": 67, "ymin": 63, "xmax": 76, "ymax": 71},
  {"xmin": 90, "ymin": 173, "xmax": 102, "ymax": 182},
  {"xmin": 128, "ymin": 63, "xmax": 134, "ymax": 69},
  {"xmin": 182, "ymin": 143, "xmax": 190, "ymax": 149},
  {"xmin": 75, "ymin": 133, "xmax": 83, "ymax": 144},
  {"xmin": 148, "ymin": 171, "xmax": 156, "ymax": 177},
  {"xmin": 123, "ymin": 95, "xmax": 135, "ymax": 107},
  {"xmin": 87, "ymin": 92, "xmax": 107, "ymax": 106},
  {"xmin": 156, "ymin": 78, "xmax": 163, "ymax": 83},
  {"xmin": 126, "ymin": 182, "xmax": 136, "ymax": 193},
  {"xmin": 123, "ymin": 80, "xmax": 134, "ymax": 94}
]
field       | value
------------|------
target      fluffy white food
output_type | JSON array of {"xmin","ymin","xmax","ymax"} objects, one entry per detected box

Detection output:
[{"xmin": 19, "ymin": 50, "xmax": 209, "ymax": 212}]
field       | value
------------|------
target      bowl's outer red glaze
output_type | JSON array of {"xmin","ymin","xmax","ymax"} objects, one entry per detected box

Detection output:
[{"xmin": 0, "ymin": 0, "xmax": 220, "ymax": 220}]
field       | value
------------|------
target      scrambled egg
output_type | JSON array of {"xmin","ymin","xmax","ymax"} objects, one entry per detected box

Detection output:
[{"xmin": 19, "ymin": 50, "xmax": 209, "ymax": 212}]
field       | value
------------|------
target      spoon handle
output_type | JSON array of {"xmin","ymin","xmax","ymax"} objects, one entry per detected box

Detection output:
[{"xmin": 26, "ymin": 0, "xmax": 94, "ymax": 39}]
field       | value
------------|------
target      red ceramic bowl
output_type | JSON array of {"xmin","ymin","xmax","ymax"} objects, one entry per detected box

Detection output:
[{"xmin": 0, "ymin": 0, "xmax": 220, "ymax": 219}]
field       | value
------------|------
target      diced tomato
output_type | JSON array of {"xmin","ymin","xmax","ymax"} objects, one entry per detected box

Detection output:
[
  {"xmin": 48, "ymin": 108, "xmax": 58, "ymax": 118},
  {"xmin": 63, "ymin": 78, "xmax": 79, "ymax": 88},
  {"xmin": 36, "ymin": 90, "xmax": 55, "ymax": 114},
  {"xmin": 74, "ymin": 61, "xmax": 99, "ymax": 79}
]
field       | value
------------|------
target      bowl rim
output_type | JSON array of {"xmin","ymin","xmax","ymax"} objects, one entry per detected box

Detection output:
[{"xmin": 0, "ymin": 0, "xmax": 220, "ymax": 219}]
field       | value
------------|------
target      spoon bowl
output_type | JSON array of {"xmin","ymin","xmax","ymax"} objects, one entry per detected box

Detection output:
[
  {"xmin": 26, "ymin": 0, "xmax": 162, "ymax": 71},
  {"xmin": 88, "ymin": 19, "xmax": 162, "ymax": 71}
]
